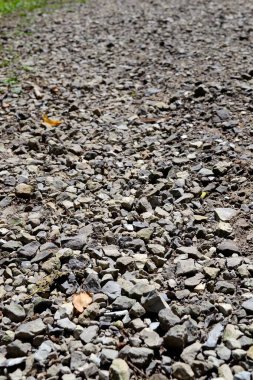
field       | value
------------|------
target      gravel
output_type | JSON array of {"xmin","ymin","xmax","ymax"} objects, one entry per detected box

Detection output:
[{"xmin": 0, "ymin": 0, "xmax": 253, "ymax": 378}]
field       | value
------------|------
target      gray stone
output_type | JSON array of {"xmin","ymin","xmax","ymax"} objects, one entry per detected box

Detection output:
[
  {"xmin": 112, "ymin": 296, "xmax": 135, "ymax": 310},
  {"xmin": 147, "ymin": 243, "xmax": 166, "ymax": 256},
  {"xmin": 16, "ymin": 318, "xmax": 46, "ymax": 339},
  {"xmin": 100, "ymin": 349, "xmax": 118, "ymax": 365},
  {"xmin": 129, "ymin": 302, "xmax": 145, "ymax": 317},
  {"xmin": 215, "ymin": 281, "xmax": 235, "ymax": 294},
  {"xmin": 172, "ymin": 362, "xmax": 194, "ymax": 380},
  {"xmin": 128, "ymin": 283, "xmax": 155, "ymax": 300},
  {"xmin": 17, "ymin": 241, "xmax": 40, "ymax": 258},
  {"xmin": 57, "ymin": 318, "xmax": 76, "ymax": 332},
  {"xmin": 109, "ymin": 358, "xmax": 130, "ymax": 380},
  {"xmin": 62, "ymin": 234, "xmax": 87, "ymax": 250},
  {"xmin": 216, "ymin": 345, "xmax": 231, "ymax": 361},
  {"xmin": 128, "ymin": 347, "xmax": 154, "ymax": 367},
  {"xmin": 141, "ymin": 291, "xmax": 169, "ymax": 313},
  {"xmin": 70, "ymin": 351, "xmax": 86, "ymax": 371},
  {"xmin": 181, "ymin": 341, "xmax": 202, "ymax": 364},
  {"xmin": 214, "ymin": 208, "xmax": 238, "ymax": 221},
  {"xmin": 234, "ymin": 371, "xmax": 252, "ymax": 380},
  {"xmin": 177, "ymin": 246, "xmax": 202, "ymax": 259},
  {"xmin": 0, "ymin": 357, "xmax": 26, "ymax": 368},
  {"xmin": 242, "ymin": 298, "xmax": 253, "ymax": 314},
  {"xmin": 103, "ymin": 245, "xmax": 121, "ymax": 258},
  {"xmin": 34, "ymin": 341, "xmax": 54, "ymax": 364},
  {"xmin": 102, "ymin": 281, "xmax": 121, "ymax": 300},
  {"xmin": 158, "ymin": 307, "xmax": 180, "ymax": 331},
  {"xmin": 80, "ymin": 325, "xmax": 99, "ymax": 344},
  {"xmin": 203, "ymin": 323, "xmax": 224, "ymax": 349},
  {"xmin": 164, "ymin": 324, "xmax": 187, "ymax": 351},
  {"xmin": 7, "ymin": 340, "xmax": 31, "ymax": 357},
  {"xmin": 217, "ymin": 240, "xmax": 240, "ymax": 255},
  {"xmin": 3, "ymin": 302, "xmax": 26, "ymax": 322},
  {"xmin": 139, "ymin": 328, "xmax": 163, "ymax": 348},
  {"xmin": 176, "ymin": 259, "xmax": 197, "ymax": 276}
]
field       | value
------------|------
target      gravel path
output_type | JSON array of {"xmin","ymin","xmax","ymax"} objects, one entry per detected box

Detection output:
[{"xmin": 0, "ymin": 0, "xmax": 253, "ymax": 379}]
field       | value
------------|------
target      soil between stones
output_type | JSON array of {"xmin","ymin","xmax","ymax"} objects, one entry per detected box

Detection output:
[{"xmin": 0, "ymin": 0, "xmax": 253, "ymax": 379}]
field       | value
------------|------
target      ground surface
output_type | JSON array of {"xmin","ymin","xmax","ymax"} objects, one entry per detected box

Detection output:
[{"xmin": 0, "ymin": 0, "xmax": 253, "ymax": 379}]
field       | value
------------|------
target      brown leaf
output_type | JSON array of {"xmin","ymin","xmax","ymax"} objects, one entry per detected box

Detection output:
[
  {"xmin": 72, "ymin": 292, "xmax": 92, "ymax": 313},
  {"xmin": 41, "ymin": 114, "xmax": 62, "ymax": 127}
]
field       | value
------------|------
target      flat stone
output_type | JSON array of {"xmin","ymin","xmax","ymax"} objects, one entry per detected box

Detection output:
[
  {"xmin": 109, "ymin": 358, "xmax": 130, "ymax": 380},
  {"xmin": 234, "ymin": 371, "xmax": 252, "ymax": 380},
  {"xmin": 102, "ymin": 281, "xmax": 121, "ymax": 300},
  {"xmin": 103, "ymin": 245, "xmax": 121, "ymax": 258},
  {"xmin": 57, "ymin": 318, "xmax": 76, "ymax": 332},
  {"xmin": 0, "ymin": 357, "xmax": 26, "ymax": 368},
  {"xmin": 128, "ymin": 347, "xmax": 154, "ymax": 367},
  {"xmin": 80, "ymin": 325, "xmax": 99, "ymax": 344},
  {"xmin": 128, "ymin": 283, "xmax": 155, "ymax": 300},
  {"xmin": 112, "ymin": 296, "xmax": 135, "ymax": 310},
  {"xmin": 62, "ymin": 234, "xmax": 87, "ymax": 250},
  {"xmin": 177, "ymin": 246, "xmax": 202, "ymax": 259},
  {"xmin": 15, "ymin": 183, "xmax": 34, "ymax": 197},
  {"xmin": 3, "ymin": 302, "xmax": 26, "ymax": 322},
  {"xmin": 176, "ymin": 259, "xmax": 197, "ymax": 276},
  {"xmin": 217, "ymin": 240, "xmax": 240, "ymax": 255},
  {"xmin": 16, "ymin": 318, "xmax": 46, "ymax": 339},
  {"xmin": 214, "ymin": 208, "xmax": 238, "ymax": 222},
  {"xmin": 17, "ymin": 241, "xmax": 40, "ymax": 258},
  {"xmin": 203, "ymin": 323, "xmax": 224, "ymax": 348}
]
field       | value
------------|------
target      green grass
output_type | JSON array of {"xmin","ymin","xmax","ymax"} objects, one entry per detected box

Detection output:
[{"xmin": 0, "ymin": 0, "xmax": 50, "ymax": 15}]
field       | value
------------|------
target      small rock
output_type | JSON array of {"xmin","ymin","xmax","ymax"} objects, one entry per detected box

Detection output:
[
  {"xmin": 215, "ymin": 281, "xmax": 235, "ymax": 294},
  {"xmin": 57, "ymin": 318, "xmax": 76, "ymax": 332},
  {"xmin": 218, "ymin": 364, "xmax": 233, "ymax": 380},
  {"xmin": 242, "ymin": 298, "xmax": 253, "ymax": 314},
  {"xmin": 3, "ymin": 302, "xmax": 26, "ymax": 322},
  {"xmin": 203, "ymin": 323, "xmax": 224, "ymax": 348},
  {"xmin": 172, "ymin": 362, "xmax": 194, "ymax": 380},
  {"xmin": 16, "ymin": 318, "xmax": 46, "ymax": 339},
  {"xmin": 80, "ymin": 325, "xmax": 99, "ymax": 344},
  {"xmin": 176, "ymin": 259, "xmax": 197, "ymax": 276},
  {"xmin": 139, "ymin": 328, "xmax": 163, "ymax": 348},
  {"xmin": 181, "ymin": 342, "xmax": 202, "ymax": 364},
  {"xmin": 214, "ymin": 208, "xmax": 238, "ymax": 222},
  {"xmin": 217, "ymin": 240, "xmax": 240, "ymax": 255},
  {"xmin": 158, "ymin": 307, "xmax": 180, "ymax": 331},
  {"xmin": 141, "ymin": 291, "xmax": 169, "ymax": 313},
  {"xmin": 15, "ymin": 183, "xmax": 34, "ymax": 197},
  {"xmin": 109, "ymin": 358, "xmax": 130, "ymax": 380},
  {"xmin": 102, "ymin": 281, "xmax": 121, "ymax": 300}
]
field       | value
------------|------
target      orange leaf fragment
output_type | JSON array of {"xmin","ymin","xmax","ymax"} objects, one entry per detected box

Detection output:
[
  {"xmin": 72, "ymin": 292, "xmax": 92, "ymax": 313},
  {"xmin": 42, "ymin": 114, "xmax": 62, "ymax": 127}
]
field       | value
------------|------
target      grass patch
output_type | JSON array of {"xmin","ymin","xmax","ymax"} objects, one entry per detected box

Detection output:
[{"xmin": 0, "ymin": 0, "xmax": 50, "ymax": 15}]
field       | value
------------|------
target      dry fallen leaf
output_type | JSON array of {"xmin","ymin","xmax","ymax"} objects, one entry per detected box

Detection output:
[
  {"xmin": 42, "ymin": 114, "xmax": 62, "ymax": 127},
  {"xmin": 72, "ymin": 292, "xmax": 92, "ymax": 313}
]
